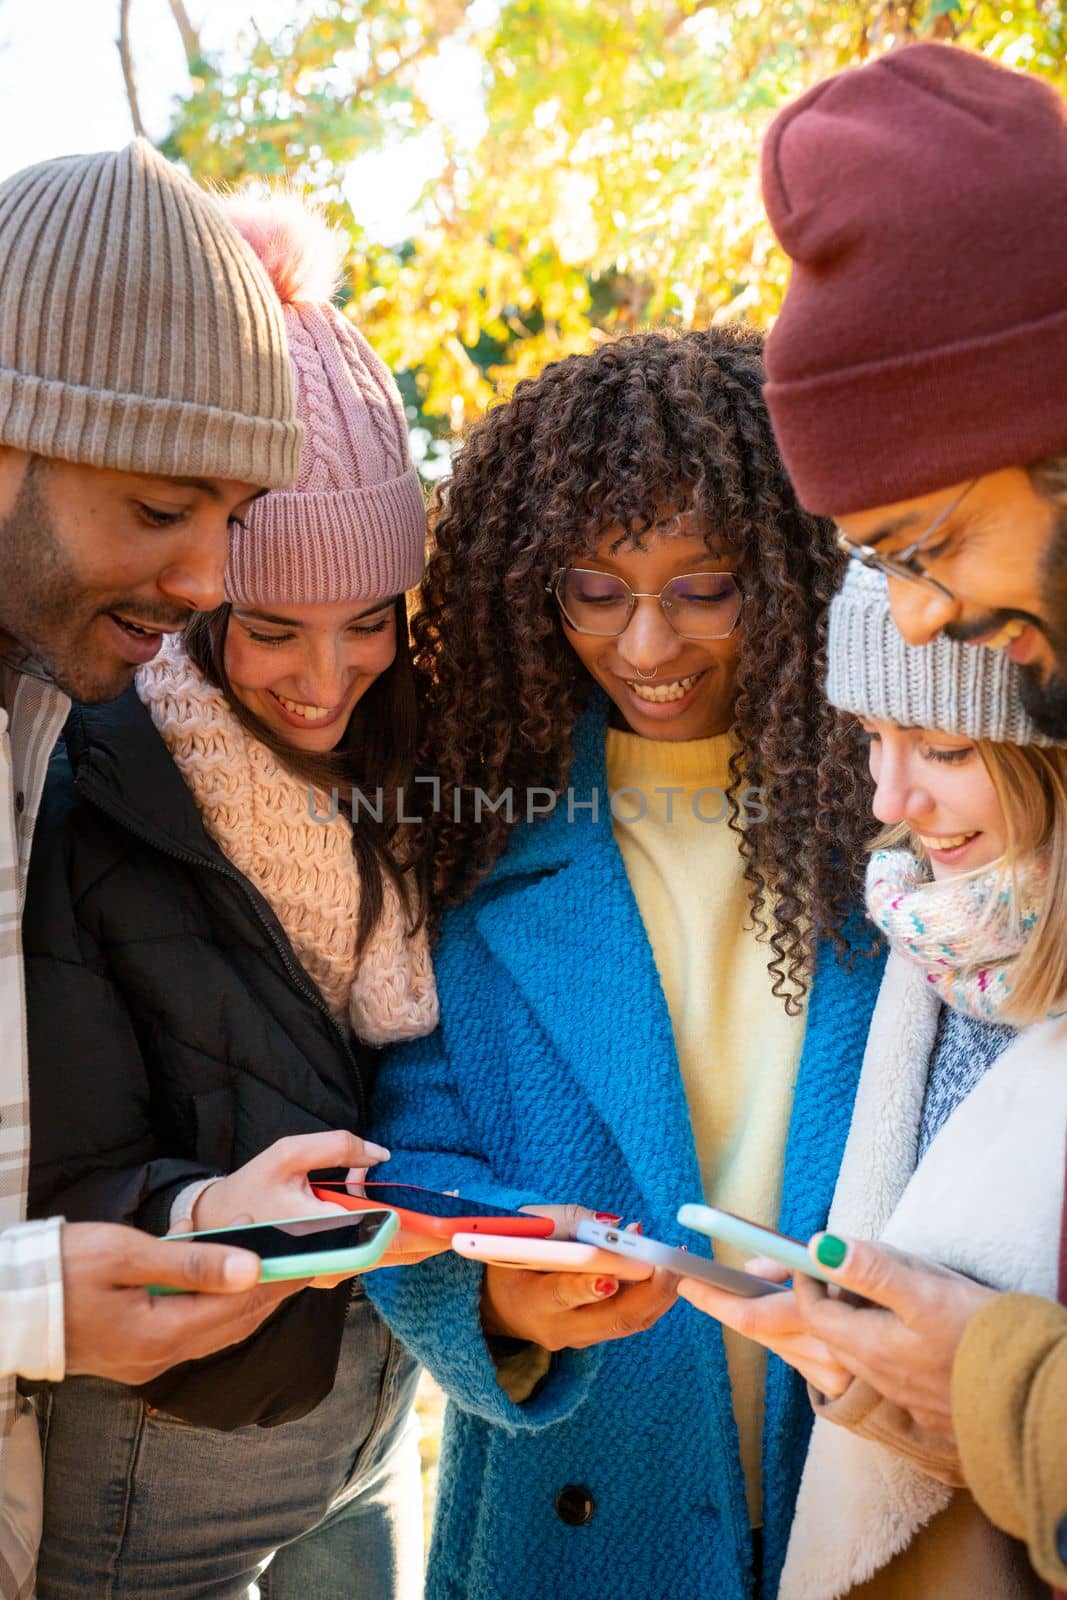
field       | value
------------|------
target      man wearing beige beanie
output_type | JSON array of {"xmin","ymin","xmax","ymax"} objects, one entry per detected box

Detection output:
[{"xmin": 0, "ymin": 138, "xmax": 305, "ymax": 1599}]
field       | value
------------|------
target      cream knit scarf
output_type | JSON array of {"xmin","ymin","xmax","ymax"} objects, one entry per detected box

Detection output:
[
  {"xmin": 136, "ymin": 636, "xmax": 438, "ymax": 1046},
  {"xmin": 865, "ymin": 846, "xmax": 1052, "ymax": 1023}
]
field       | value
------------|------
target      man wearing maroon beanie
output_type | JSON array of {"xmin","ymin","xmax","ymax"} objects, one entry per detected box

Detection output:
[
  {"xmin": 759, "ymin": 42, "xmax": 1067, "ymax": 1600},
  {"xmin": 762, "ymin": 41, "xmax": 1067, "ymax": 740}
]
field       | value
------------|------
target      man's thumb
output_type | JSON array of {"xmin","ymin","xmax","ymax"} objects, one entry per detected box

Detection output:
[{"xmin": 123, "ymin": 1232, "xmax": 261, "ymax": 1294}]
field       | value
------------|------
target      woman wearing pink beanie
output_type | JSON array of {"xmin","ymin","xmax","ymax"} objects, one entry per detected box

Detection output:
[{"xmin": 22, "ymin": 196, "xmax": 436, "ymax": 1599}]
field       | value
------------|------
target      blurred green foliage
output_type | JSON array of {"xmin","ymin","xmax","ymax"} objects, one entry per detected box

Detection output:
[{"xmin": 160, "ymin": 0, "xmax": 1067, "ymax": 471}]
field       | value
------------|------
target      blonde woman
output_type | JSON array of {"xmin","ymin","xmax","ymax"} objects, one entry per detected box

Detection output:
[{"xmin": 683, "ymin": 562, "xmax": 1067, "ymax": 1599}]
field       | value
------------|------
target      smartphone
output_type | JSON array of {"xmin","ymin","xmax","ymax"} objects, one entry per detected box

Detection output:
[
  {"xmin": 151, "ymin": 1208, "xmax": 398, "ymax": 1293},
  {"xmin": 576, "ymin": 1220, "xmax": 784, "ymax": 1298},
  {"xmin": 310, "ymin": 1181, "xmax": 555, "ymax": 1241},
  {"xmin": 677, "ymin": 1203, "xmax": 834, "ymax": 1285},
  {"xmin": 451, "ymin": 1232, "xmax": 653, "ymax": 1281}
]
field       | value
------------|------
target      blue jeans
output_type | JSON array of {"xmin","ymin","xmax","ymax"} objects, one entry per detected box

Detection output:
[{"xmin": 34, "ymin": 1287, "xmax": 422, "ymax": 1600}]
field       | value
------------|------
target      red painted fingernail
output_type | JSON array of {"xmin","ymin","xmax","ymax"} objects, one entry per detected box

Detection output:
[
  {"xmin": 594, "ymin": 1213, "xmax": 622, "ymax": 1224},
  {"xmin": 593, "ymin": 1277, "xmax": 618, "ymax": 1297},
  {"xmin": 631, "ymin": 1221, "xmax": 643, "ymax": 1235}
]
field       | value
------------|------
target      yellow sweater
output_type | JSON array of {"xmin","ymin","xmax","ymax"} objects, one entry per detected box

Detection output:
[{"xmin": 606, "ymin": 727, "xmax": 806, "ymax": 1525}]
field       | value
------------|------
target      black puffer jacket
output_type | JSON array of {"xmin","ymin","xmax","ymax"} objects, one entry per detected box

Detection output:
[{"xmin": 23, "ymin": 688, "xmax": 377, "ymax": 1428}]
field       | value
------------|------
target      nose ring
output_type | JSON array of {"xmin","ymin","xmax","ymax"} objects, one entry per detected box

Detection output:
[{"xmin": 634, "ymin": 665, "xmax": 658, "ymax": 680}]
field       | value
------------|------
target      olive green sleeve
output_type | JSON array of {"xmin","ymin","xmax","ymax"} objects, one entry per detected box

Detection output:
[{"xmin": 952, "ymin": 1291, "xmax": 1067, "ymax": 1588}]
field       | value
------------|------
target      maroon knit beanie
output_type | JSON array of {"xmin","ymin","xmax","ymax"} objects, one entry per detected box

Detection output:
[{"xmin": 762, "ymin": 43, "xmax": 1067, "ymax": 516}]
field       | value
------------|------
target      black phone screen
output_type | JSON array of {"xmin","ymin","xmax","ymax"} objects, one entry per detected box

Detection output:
[
  {"xmin": 182, "ymin": 1208, "xmax": 394, "ymax": 1257},
  {"xmin": 314, "ymin": 1181, "xmax": 527, "ymax": 1222}
]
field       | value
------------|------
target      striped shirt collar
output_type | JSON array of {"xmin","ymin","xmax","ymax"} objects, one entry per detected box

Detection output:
[{"xmin": 0, "ymin": 664, "xmax": 70, "ymax": 906}]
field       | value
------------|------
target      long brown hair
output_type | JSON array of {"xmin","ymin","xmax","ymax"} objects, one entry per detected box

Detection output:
[
  {"xmin": 411, "ymin": 324, "xmax": 877, "ymax": 1012},
  {"xmin": 184, "ymin": 597, "xmax": 426, "ymax": 952}
]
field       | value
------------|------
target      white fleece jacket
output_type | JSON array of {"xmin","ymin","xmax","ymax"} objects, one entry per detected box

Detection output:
[{"xmin": 779, "ymin": 950, "xmax": 1067, "ymax": 1600}]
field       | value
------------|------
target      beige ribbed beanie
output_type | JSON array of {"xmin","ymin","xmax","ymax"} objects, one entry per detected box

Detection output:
[{"xmin": 0, "ymin": 139, "xmax": 302, "ymax": 487}]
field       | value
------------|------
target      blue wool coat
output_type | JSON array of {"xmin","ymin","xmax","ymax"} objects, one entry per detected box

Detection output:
[{"xmin": 367, "ymin": 709, "xmax": 884, "ymax": 1600}]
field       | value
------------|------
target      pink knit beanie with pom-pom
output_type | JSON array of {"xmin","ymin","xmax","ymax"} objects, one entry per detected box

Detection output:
[{"xmin": 222, "ymin": 193, "xmax": 426, "ymax": 606}]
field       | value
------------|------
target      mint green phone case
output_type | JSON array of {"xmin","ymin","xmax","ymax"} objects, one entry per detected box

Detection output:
[
  {"xmin": 676, "ymin": 1203, "xmax": 835, "ymax": 1285},
  {"xmin": 150, "ymin": 1209, "xmax": 399, "ymax": 1294}
]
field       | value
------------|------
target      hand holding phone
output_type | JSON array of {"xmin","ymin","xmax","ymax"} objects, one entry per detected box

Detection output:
[
  {"xmin": 61, "ymin": 1222, "xmax": 300, "ymax": 1384},
  {"xmin": 152, "ymin": 1209, "xmax": 398, "ymax": 1293},
  {"xmin": 190, "ymin": 1130, "xmax": 390, "ymax": 1234},
  {"xmin": 480, "ymin": 1253, "xmax": 678, "ymax": 1353}
]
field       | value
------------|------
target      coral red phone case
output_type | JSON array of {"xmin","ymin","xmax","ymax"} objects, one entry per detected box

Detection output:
[{"xmin": 310, "ymin": 1181, "xmax": 555, "ymax": 1241}]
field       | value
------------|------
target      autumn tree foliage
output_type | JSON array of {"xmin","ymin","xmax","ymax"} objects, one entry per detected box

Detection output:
[{"xmin": 136, "ymin": 0, "xmax": 1067, "ymax": 468}]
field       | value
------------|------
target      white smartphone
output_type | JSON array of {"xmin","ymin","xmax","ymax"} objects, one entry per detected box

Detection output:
[
  {"xmin": 576, "ymin": 1220, "xmax": 785, "ymax": 1298},
  {"xmin": 451, "ymin": 1232, "xmax": 653, "ymax": 1281}
]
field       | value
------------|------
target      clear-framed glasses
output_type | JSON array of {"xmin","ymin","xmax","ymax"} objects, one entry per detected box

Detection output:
[
  {"xmin": 548, "ymin": 567, "xmax": 743, "ymax": 640},
  {"xmin": 835, "ymin": 479, "xmax": 979, "ymax": 602}
]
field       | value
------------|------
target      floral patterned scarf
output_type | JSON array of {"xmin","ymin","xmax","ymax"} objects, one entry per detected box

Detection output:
[{"xmin": 865, "ymin": 846, "xmax": 1052, "ymax": 1023}]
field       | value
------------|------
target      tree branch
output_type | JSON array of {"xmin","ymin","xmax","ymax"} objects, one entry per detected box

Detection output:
[
  {"xmin": 117, "ymin": 0, "xmax": 147, "ymax": 139},
  {"xmin": 353, "ymin": 2, "xmax": 475, "ymax": 99},
  {"xmin": 167, "ymin": 0, "xmax": 202, "ymax": 69}
]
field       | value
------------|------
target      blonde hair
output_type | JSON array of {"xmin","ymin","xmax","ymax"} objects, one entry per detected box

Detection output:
[{"xmin": 873, "ymin": 741, "xmax": 1067, "ymax": 1025}]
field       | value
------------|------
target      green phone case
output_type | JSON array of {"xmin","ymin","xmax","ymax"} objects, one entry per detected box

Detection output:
[
  {"xmin": 677, "ymin": 1202, "xmax": 835, "ymax": 1285},
  {"xmin": 149, "ymin": 1209, "xmax": 399, "ymax": 1295}
]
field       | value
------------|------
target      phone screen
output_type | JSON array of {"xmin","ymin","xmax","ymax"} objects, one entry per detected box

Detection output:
[
  {"xmin": 313, "ymin": 1181, "xmax": 529, "ymax": 1222},
  {"xmin": 179, "ymin": 1209, "xmax": 394, "ymax": 1257}
]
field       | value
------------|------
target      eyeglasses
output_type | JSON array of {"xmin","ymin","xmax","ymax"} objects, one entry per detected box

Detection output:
[
  {"xmin": 548, "ymin": 567, "xmax": 743, "ymax": 640},
  {"xmin": 835, "ymin": 479, "xmax": 979, "ymax": 602}
]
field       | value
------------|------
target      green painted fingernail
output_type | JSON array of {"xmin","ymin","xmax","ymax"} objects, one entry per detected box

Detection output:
[{"xmin": 816, "ymin": 1234, "xmax": 848, "ymax": 1270}]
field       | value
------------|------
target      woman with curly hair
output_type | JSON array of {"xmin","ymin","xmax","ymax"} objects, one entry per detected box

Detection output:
[{"xmin": 365, "ymin": 325, "xmax": 886, "ymax": 1600}]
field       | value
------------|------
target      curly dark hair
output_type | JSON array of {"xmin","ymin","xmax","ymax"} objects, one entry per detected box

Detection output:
[{"xmin": 413, "ymin": 324, "xmax": 875, "ymax": 1010}]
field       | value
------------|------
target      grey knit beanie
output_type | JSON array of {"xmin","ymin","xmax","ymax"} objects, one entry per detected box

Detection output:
[
  {"xmin": 826, "ymin": 562, "xmax": 1063, "ymax": 747},
  {"xmin": 0, "ymin": 140, "xmax": 301, "ymax": 487}
]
